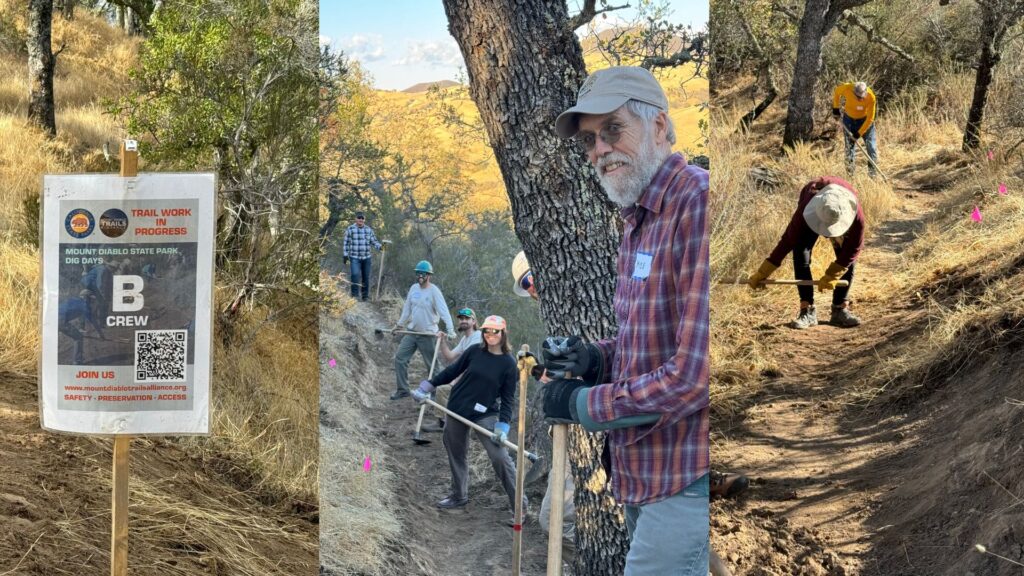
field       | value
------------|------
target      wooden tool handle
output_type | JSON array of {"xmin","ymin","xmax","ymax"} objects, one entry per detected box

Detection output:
[{"xmin": 546, "ymin": 424, "xmax": 567, "ymax": 575}]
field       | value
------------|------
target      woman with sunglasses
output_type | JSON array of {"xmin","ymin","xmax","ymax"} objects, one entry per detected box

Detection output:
[{"xmin": 411, "ymin": 315, "xmax": 525, "ymax": 521}]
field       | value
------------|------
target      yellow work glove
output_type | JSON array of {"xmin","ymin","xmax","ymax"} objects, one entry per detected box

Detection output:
[
  {"xmin": 747, "ymin": 260, "xmax": 778, "ymax": 290},
  {"xmin": 817, "ymin": 262, "xmax": 848, "ymax": 292}
]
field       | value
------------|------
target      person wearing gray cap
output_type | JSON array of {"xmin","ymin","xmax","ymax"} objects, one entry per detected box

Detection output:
[
  {"xmin": 747, "ymin": 176, "xmax": 864, "ymax": 328},
  {"xmin": 542, "ymin": 65, "xmax": 712, "ymax": 575},
  {"xmin": 342, "ymin": 211, "xmax": 383, "ymax": 301}
]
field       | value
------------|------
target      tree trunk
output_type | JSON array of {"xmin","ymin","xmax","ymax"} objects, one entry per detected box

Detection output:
[
  {"xmin": 27, "ymin": 0, "xmax": 57, "ymax": 138},
  {"xmin": 782, "ymin": 0, "xmax": 872, "ymax": 147},
  {"xmin": 442, "ymin": 0, "xmax": 629, "ymax": 573},
  {"xmin": 961, "ymin": 2, "xmax": 1024, "ymax": 151}
]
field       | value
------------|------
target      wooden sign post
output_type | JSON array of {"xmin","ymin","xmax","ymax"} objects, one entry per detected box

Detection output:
[{"xmin": 111, "ymin": 139, "xmax": 138, "ymax": 576}]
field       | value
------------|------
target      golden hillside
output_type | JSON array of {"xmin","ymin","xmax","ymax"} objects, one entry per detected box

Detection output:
[{"xmin": 366, "ymin": 51, "xmax": 709, "ymax": 215}]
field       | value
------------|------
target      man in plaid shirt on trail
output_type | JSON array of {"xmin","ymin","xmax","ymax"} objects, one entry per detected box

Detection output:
[
  {"xmin": 342, "ymin": 211, "xmax": 382, "ymax": 301},
  {"xmin": 540, "ymin": 66, "xmax": 713, "ymax": 575}
]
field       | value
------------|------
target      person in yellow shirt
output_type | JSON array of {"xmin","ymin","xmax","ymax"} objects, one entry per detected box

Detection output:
[{"xmin": 832, "ymin": 81, "xmax": 878, "ymax": 178}]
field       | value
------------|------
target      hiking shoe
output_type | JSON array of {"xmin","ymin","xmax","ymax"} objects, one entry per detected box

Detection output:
[
  {"xmin": 710, "ymin": 470, "xmax": 749, "ymax": 499},
  {"xmin": 790, "ymin": 306, "xmax": 817, "ymax": 330},
  {"xmin": 389, "ymin": 389, "xmax": 410, "ymax": 400},
  {"xmin": 830, "ymin": 305, "xmax": 861, "ymax": 328},
  {"xmin": 437, "ymin": 495, "xmax": 468, "ymax": 509},
  {"xmin": 422, "ymin": 418, "xmax": 445, "ymax": 432}
]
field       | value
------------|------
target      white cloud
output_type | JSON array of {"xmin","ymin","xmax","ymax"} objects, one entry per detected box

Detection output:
[
  {"xmin": 393, "ymin": 38, "xmax": 463, "ymax": 68},
  {"xmin": 319, "ymin": 35, "xmax": 332, "ymax": 47},
  {"xmin": 340, "ymin": 34, "xmax": 386, "ymax": 62}
]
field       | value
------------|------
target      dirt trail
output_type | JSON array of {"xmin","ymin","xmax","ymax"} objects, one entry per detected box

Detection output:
[
  {"xmin": 711, "ymin": 171, "xmax": 947, "ymax": 575},
  {"xmin": 325, "ymin": 301, "xmax": 550, "ymax": 576}
]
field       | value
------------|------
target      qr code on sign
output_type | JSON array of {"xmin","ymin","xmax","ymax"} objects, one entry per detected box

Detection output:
[{"xmin": 135, "ymin": 330, "xmax": 187, "ymax": 382}]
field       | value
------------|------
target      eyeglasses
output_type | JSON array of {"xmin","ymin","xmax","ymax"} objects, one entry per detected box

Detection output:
[
  {"xmin": 416, "ymin": 272, "xmax": 428, "ymax": 278},
  {"xmin": 574, "ymin": 121, "xmax": 625, "ymax": 152},
  {"xmin": 482, "ymin": 328, "xmax": 502, "ymax": 336},
  {"xmin": 519, "ymin": 272, "xmax": 534, "ymax": 291}
]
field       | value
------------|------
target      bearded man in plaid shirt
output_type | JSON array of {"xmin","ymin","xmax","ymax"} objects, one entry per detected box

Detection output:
[{"xmin": 540, "ymin": 66, "xmax": 713, "ymax": 575}]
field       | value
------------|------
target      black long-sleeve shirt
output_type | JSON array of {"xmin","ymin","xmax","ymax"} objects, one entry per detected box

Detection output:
[{"xmin": 429, "ymin": 344, "xmax": 516, "ymax": 423}]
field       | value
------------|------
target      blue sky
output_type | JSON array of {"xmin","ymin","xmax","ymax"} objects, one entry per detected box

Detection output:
[{"xmin": 322, "ymin": 1, "xmax": 710, "ymax": 90}]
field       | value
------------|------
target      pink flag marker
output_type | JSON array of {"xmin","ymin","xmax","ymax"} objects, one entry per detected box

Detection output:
[
  {"xmin": 987, "ymin": 150, "xmax": 994, "ymax": 161},
  {"xmin": 328, "ymin": 358, "xmax": 337, "ymax": 367},
  {"xmin": 998, "ymin": 183, "xmax": 1008, "ymax": 196},
  {"xmin": 363, "ymin": 456, "xmax": 372, "ymax": 471},
  {"xmin": 971, "ymin": 206, "xmax": 982, "ymax": 222}
]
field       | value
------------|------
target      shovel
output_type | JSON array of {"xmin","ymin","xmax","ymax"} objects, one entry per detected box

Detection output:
[
  {"xmin": 412, "ymin": 335, "xmax": 442, "ymax": 445},
  {"xmin": 837, "ymin": 121, "xmax": 891, "ymax": 183}
]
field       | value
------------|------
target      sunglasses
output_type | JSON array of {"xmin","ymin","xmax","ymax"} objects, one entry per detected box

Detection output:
[
  {"xmin": 574, "ymin": 121, "xmax": 625, "ymax": 152},
  {"xmin": 416, "ymin": 272, "xmax": 429, "ymax": 278},
  {"xmin": 457, "ymin": 308, "xmax": 474, "ymax": 317},
  {"xmin": 482, "ymin": 328, "xmax": 503, "ymax": 336},
  {"xmin": 520, "ymin": 272, "xmax": 534, "ymax": 291}
]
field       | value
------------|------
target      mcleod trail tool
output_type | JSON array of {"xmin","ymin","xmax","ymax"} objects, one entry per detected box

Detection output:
[
  {"xmin": 375, "ymin": 239, "xmax": 391, "ymax": 301},
  {"xmin": 420, "ymin": 397, "xmax": 540, "ymax": 462},
  {"xmin": 374, "ymin": 328, "xmax": 437, "ymax": 337},
  {"xmin": 837, "ymin": 121, "xmax": 890, "ymax": 183},
  {"xmin": 718, "ymin": 277, "xmax": 850, "ymax": 287},
  {"xmin": 412, "ymin": 335, "xmax": 442, "ymax": 445},
  {"xmin": 512, "ymin": 345, "xmax": 536, "ymax": 576}
]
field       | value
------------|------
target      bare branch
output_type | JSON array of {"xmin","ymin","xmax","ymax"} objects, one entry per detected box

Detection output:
[
  {"xmin": 567, "ymin": 0, "xmax": 631, "ymax": 32},
  {"xmin": 840, "ymin": 10, "xmax": 915, "ymax": 62}
]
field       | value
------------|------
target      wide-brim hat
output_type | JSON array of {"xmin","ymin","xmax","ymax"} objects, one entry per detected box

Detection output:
[
  {"xmin": 803, "ymin": 184, "xmax": 858, "ymax": 238},
  {"xmin": 512, "ymin": 251, "xmax": 531, "ymax": 297},
  {"xmin": 554, "ymin": 66, "xmax": 669, "ymax": 138}
]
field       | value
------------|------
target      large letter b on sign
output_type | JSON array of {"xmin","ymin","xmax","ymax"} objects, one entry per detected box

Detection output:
[{"xmin": 113, "ymin": 275, "xmax": 145, "ymax": 311}]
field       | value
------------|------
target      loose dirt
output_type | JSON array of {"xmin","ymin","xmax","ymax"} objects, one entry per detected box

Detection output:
[
  {"xmin": 0, "ymin": 374, "xmax": 317, "ymax": 575},
  {"xmin": 711, "ymin": 160, "xmax": 1024, "ymax": 575}
]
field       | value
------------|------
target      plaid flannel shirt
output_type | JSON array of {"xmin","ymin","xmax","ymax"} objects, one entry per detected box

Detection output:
[
  {"xmin": 588, "ymin": 153, "xmax": 710, "ymax": 505},
  {"xmin": 342, "ymin": 224, "xmax": 381, "ymax": 260}
]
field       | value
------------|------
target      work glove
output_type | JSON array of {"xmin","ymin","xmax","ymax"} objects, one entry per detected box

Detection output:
[
  {"xmin": 542, "ymin": 336, "xmax": 603, "ymax": 383},
  {"xmin": 491, "ymin": 422, "xmax": 510, "ymax": 445},
  {"xmin": 542, "ymin": 378, "xmax": 589, "ymax": 424},
  {"xmin": 747, "ymin": 259, "xmax": 778, "ymax": 290},
  {"xmin": 411, "ymin": 380, "xmax": 435, "ymax": 404},
  {"xmin": 831, "ymin": 107, "xmax": 841, "ymax": 119},
  {"xmin": 343, "ymin": 256, "xmax": 350, "ymax": 265},
  {"xmin": 817, "ymin": 262, "xmax": 848, "ymax": 292},
  {"xmin": 447, "ymin": 329, "xmax": 457, "ymax": 340}
]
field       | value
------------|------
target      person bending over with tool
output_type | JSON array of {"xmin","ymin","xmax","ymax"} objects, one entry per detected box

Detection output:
[
  {"xmin": 833, "ymin": 81, "xmax": 878, "ymax": 178},
  {"xmin": 747, "ymin": 177, "xmax": 865, "ymax": 329},
  {"xmin": 542, "ymin": 66, "xmax": 710, "ymax": 574},
  {"xmin": 411, "ymin": 315, "xmax": 526, "ymax": 522},
  {"xmin": 422, "ymin": 307, "xmax": 483, "ymax": 432},
  {"xmin": 391, "ymin": 260, "xmax": 456, "ymax": 400}
]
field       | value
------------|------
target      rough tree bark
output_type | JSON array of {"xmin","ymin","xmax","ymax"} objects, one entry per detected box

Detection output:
[
  {"xmin": 27, "ymin": 0, "xmax": 57, "ymax": 138},
  {"xmin": 782, "ymin": 0, "xmax": 874, "ymax": 147},
  {"xmin": 442, "ymin": 0, "xmax": 629, "ymax": 573},
  {"xmin": 962, "ymin": 0, "xmax": 1024, "ymax": 151}
]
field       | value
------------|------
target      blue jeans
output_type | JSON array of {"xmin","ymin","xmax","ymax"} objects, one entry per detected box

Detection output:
[
  {"xmin": 623, "ymin": 474, "xmax": 709, "ymax": 576},
  {"xmin": 349, "ymin": 257, "xmax": 372, "ymax": 299},
  {"xmin": 844, "ymin": 122, "xmax": 878, "ymax": 177}
]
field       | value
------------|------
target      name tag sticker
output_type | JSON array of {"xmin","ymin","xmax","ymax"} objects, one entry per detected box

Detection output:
[
  {"xmin": 473, "ymin": 403, "xmax": 487, "ymax": 413},
  {"xmin": 632, "ymin": 252, "xmax": 653, "ymax": 280}
]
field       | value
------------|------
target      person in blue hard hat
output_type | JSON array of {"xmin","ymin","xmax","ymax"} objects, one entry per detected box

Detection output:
[
  {"xmin": 390, "ymin": 260, "xmax": 456, "ymax": 400},
  {"xmin": 59, "ymin": 290, "xmax": 106, "ymax": 364}
]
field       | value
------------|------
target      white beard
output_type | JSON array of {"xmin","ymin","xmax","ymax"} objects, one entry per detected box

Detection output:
[{"xmin": 596, "ymin": 131, "xmax": 669, "ymax": 208}]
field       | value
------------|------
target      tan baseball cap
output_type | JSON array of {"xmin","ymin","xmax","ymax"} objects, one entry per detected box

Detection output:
[{"xmin": 555, "ymin": 66, "xmax": 669, "ymax": 138}]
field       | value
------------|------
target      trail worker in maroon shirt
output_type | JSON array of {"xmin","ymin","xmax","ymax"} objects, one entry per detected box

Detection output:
[
  {"xmin": 542, "ymin": 66, "xmax": 711, "ymax": 575},
  {"xmin": 747, "ymin": 177, "xmax": 865, "ymax": 329}
]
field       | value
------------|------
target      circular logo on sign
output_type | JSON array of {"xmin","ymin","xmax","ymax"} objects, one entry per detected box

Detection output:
[
  {"xmin": 99, "ymin": 208, "xmax": 129, "ymax": 238},
  {"xmin": 65, "ymin": 209, "xmax": 95, "ymax": 238}
]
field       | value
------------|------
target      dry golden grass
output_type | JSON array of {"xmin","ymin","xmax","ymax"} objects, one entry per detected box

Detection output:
[
  {"xmin": 320, "ymin": 291, "xmax": 404, "ymax": 576},
  {"xmin": 0, "ymin": 237, "xmax": 40, "ymax": 376}
]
